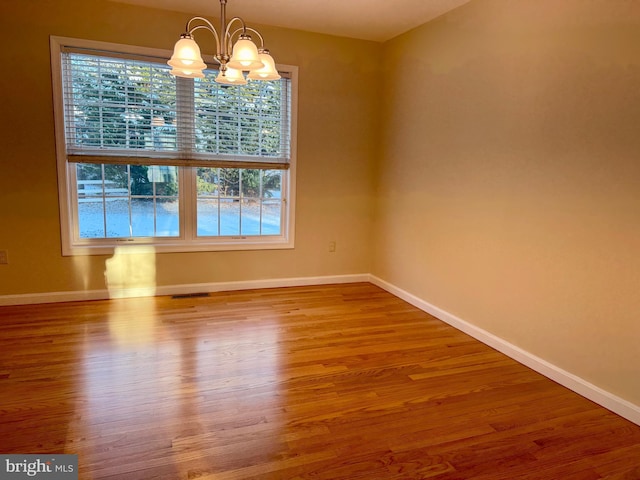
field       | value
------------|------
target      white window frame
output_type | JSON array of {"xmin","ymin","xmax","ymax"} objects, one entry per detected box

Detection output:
[{"xmin": 50, "ymin": 36, "xmax": 297, "ymax": 256}]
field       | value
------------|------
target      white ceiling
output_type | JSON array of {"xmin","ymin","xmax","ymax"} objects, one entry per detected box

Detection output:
[{"xmin": 107, "ymin": 0, "xmax": 472, "ymax": 42}]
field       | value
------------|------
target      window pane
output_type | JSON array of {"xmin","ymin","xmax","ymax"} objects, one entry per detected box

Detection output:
[
  {"xmin": 263, "ymin": 170, "xmax": 282, "ymax": 199},
  {"xmin": 104, "ymin": 164, "xmax": 129, "ymax": 197},
  {"xmin": 129, "ymin": 199, "xmax": 179, "ymax": 237},
  {"xmin": 66, "ymin": 53, "xmax": 177, "ymax": 154},
  {"xmin": 105, "ymin": 200, "xmax": 132, "ymax": 238},
  {"xmin": 220, "ymin": 198, "xmax": 240, "ymax": 235},
  {"xmin": 240, "ymin": 201, "xmax": 261, "ymax": 235},
  {"xmin": 196, "ymin": 167, "xmax": 283, "ymax": 237},
  {"xmin": 197, "ymin": 198, "xmax": 219, "ymax": 236},
  {"xmin": 197, "ymin": 167, "xmax": 219, "ymax": 196},
  {"xmin": 241, "ymin": 169, "xmax": 261, "ymax": 198},
  {"xmin": 239, "ymin": 169, "xmax": 261, "ymax": 235},
  {"xmin": 156, "ymin": 199, "xmax": 179, "ymax": 237},
  {"xmin": 148, "ymin": 166, "xmax": 178, "ymax": 196},
  {"xmin": 262, "ymin": 200, "xmax": 282, "ymax": 235},
  {"xmin": 220, "ymin": 168, "xmax": 239, "ymax": 197},
  {"xmin": 78, "ymin": 201, "xmax": 105, "ymax": 238},
  {"xmin": 193, "ymin": 75, "xmax": 288, "ymax": 159},
  {"xmin": 77, "ymin": 164, "xmax": 105, "ymax": 202},
  {"xmin": 77, "ymin": 163, "xmax": 106, "ymax": 238},
  {"xmin": 131, "ymin": 199, "xmax": 154, "ymax": 237},
  {"xmin": 75, "ymin": 163, "xmax": 179, "ymax": 239}
]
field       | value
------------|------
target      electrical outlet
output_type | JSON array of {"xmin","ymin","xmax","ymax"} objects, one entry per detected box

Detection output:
[
  {"xmin": 328, "ymin": 241, "xmax": 336, "ymax": 253},
  {"xmin": 0, "ymin": 250, "xmax": 8, "ymax": 265}
]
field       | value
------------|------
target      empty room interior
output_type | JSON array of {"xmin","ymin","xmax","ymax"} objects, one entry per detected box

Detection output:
[{"xmin": 1, "ymin": 0, "xmax": 640, "ymax": 478}]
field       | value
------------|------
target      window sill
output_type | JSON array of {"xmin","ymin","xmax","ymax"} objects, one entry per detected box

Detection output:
[{"xmin": 62, "ymin": 237, "xmax": 295, "ymax": 256}]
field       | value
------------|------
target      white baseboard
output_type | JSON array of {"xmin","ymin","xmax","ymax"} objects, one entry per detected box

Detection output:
[
  {"xmin": 155, "ymin": 273, "xmax": 370, "ymax": 297},
  {"xmin": 0, "ymin": 289, "xmax": 109, "ymax": 306},
  {"xmin": 0, "ymin": 274, "xmax": 370, "ymax": 306},
  {"xmin": 369, "ymin": 275, "xmax": 640, "ymax": 427},
  {"xmin": 2, "ymin": 272, "xmax": 638, "ymax": 427}
]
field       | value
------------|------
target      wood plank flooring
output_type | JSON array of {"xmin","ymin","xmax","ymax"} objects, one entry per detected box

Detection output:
[{"xmin": 1, "ymin": 283, "xmax": 639, "ymax": 479}]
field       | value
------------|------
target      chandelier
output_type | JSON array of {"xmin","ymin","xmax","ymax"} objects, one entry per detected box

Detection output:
[{"xmin": 168, "ymin": 0, "xmax": 280, "ymax": 85}]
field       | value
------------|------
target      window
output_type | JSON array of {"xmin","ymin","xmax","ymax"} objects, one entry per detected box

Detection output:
[{"xmin": 50, "ymin": 37, "xmax": 297, "ymax": 255}]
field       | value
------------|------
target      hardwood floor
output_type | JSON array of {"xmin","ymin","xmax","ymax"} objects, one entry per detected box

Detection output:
[{"xmin": 1, "ymin": 283, "xmax": 639, "ymax": 479}]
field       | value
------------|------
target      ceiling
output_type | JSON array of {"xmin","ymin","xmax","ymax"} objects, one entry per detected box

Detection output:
[{"xmin": 107, "ymin": 0, "xmax": 472, "ymax": 42}]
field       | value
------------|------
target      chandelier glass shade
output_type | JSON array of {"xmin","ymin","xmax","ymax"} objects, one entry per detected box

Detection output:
[
  {"xmin": 168, "ymin": 0, "xmax": 280, "ymax": 84},
  {"xmin": 167, "ymin": 36, "xmax": 207, "ymax": 78},
  {"xmin": 216, "ymin": 66, "xmax": 247, "ymax": 85},
  {"xmin": 247, "ymin": 51, "xmax": 281, "ymax": 80}
]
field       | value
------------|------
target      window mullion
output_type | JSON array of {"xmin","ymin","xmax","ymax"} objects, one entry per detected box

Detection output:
[
  {"xmin": 68, "ymin": 165, "xmax": 80, "ymax": 243},
  {"xmin": 180, "ymin": 166, "xmax": 196, "ymax": 241},
  {"xmin": 259, "ymin": 170, "xmax": 263, "ymax": 236},
  {"xmin": 176, "ymin": 76, "xmax": 195, "ymax": 240},
  {"xmin": 238, "ymin": 169, "xmax": 243, "ymax": 235},
  {"xmin": 101, "ymin": 164, "xmax": 108, "ymax": 237}
]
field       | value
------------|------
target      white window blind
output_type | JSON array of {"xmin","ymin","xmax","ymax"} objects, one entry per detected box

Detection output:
[{"xmin": 61, "ymin": 48, "xmax": 291, "ymax": 170}]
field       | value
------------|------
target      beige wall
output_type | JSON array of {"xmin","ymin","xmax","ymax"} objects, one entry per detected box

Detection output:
[
  {"xmin": 374, "ymin": 0, "xmax": 640, "ymax": 405},
  {"xmin": 0, "ymin": 0, "xmax": 379, "ymax": 295}
]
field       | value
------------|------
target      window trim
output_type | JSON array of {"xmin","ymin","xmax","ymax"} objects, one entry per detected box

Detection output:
[{"xmin": 50, "ymin": 36, "xmax": 297, "ymax": 256}]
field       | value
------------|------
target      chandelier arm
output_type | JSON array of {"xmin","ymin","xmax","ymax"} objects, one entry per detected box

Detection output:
[
  {"xmin": 186, "ymin": 17, "xmax": 221, "ymax": 55},
  {"xmin": 241, "ymin": 27, "xmax": 266, "ymax": 49},
  {"xmin": 224, "ymin": 17, "xmax": 248, "ymax": 52},
  {"xmin": 227, "ymin": 25, "xmax": 266, "ymax": 55}
]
